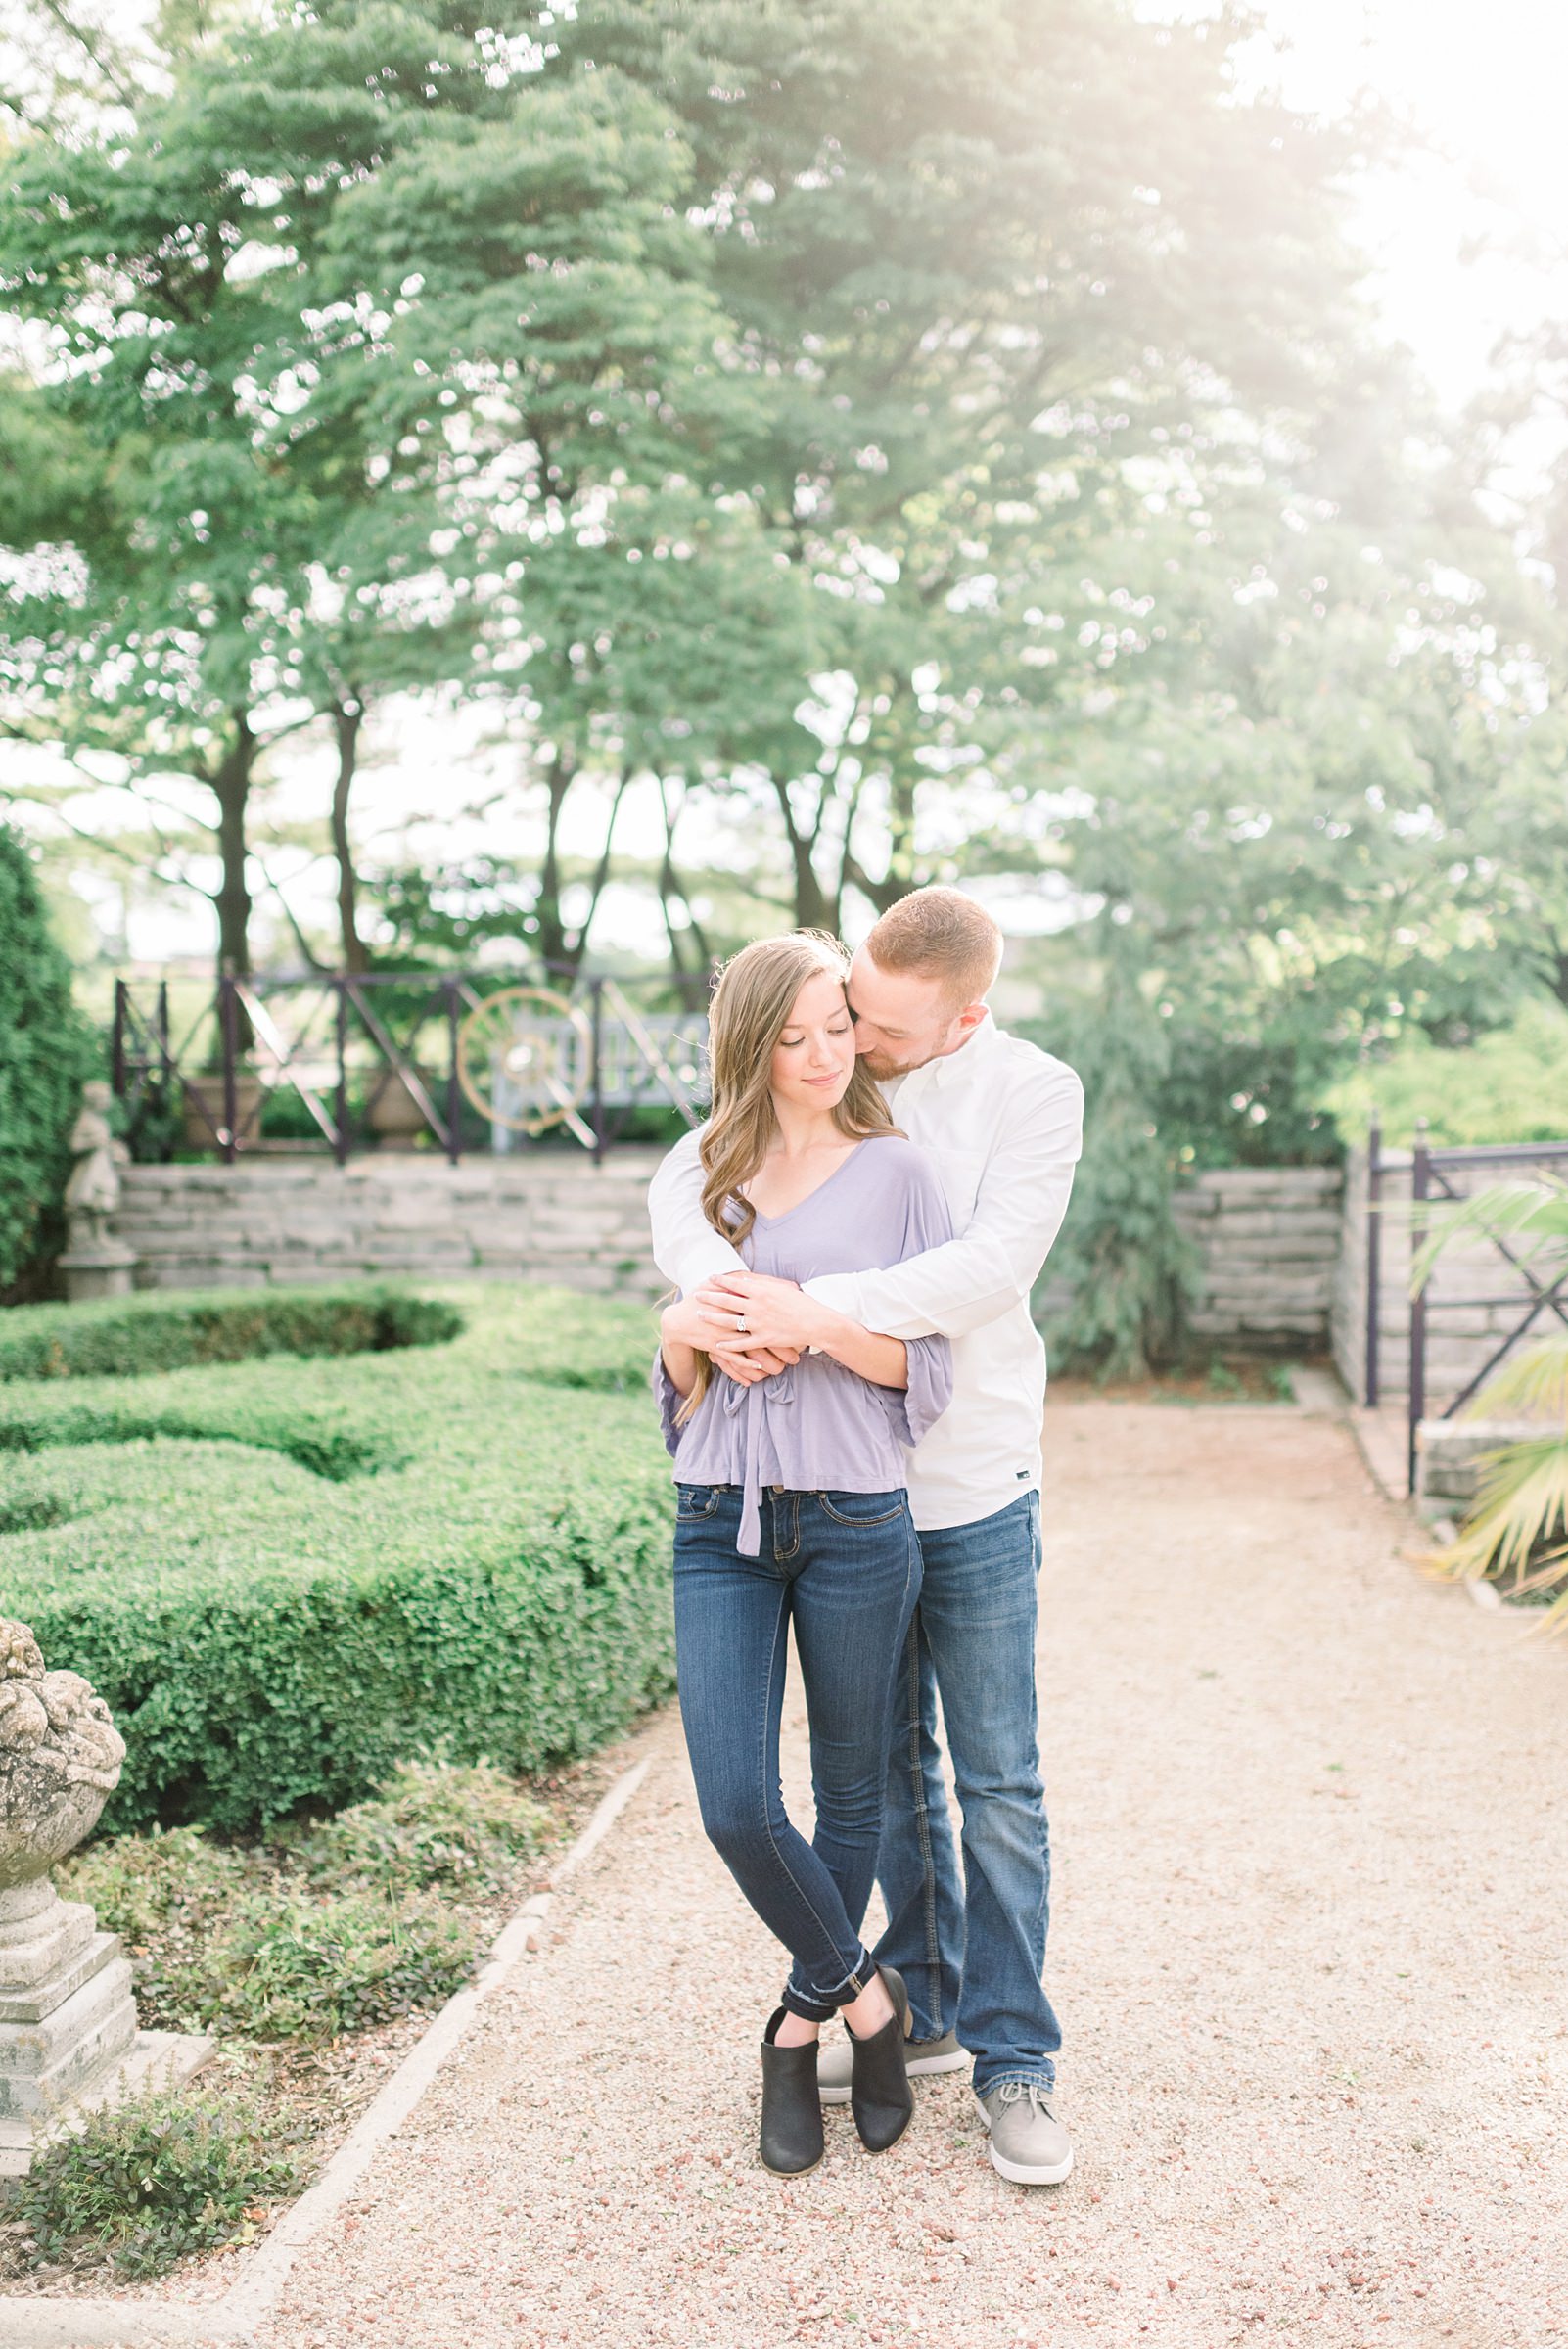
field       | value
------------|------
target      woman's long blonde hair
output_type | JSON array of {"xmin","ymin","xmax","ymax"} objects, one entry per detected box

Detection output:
[{"xmin": 676, "ymin": 931, "xmax": 896, "ymax": 1421}]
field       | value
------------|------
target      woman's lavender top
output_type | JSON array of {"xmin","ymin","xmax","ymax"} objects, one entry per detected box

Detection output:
[{"xmin": 652, "ymin": 1134, "xmax": 954, "ymax": 1555}]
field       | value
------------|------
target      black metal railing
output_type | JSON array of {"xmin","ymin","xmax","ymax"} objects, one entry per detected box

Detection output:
[
  {"xmin": 110, "ymin": 967, "xmax": 711, "ymax": 1165},
  {"xmin": 1363, "ymin": 1115, "xmax": 1568, "ymax": 1491}
]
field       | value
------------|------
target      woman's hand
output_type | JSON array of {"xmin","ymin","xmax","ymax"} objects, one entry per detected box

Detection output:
[
  {"xmin": 693, "ymin": 1268, "xmax": 835, "ymax": 1354},
  {"xmin": 696, "ymin": 1271, "xmax": 908, "ymax": 1392},
  {"xmin": 661, "ymin": 1293, "xmax": 800, "ymax": 1389}
]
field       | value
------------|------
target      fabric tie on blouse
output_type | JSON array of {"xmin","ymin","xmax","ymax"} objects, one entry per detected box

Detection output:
[{"xmin": 723, "ymin": 1364, "xmax": 796, "ymax": 1556}]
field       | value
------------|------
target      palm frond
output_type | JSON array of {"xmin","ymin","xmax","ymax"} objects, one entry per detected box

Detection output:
[
  {"xmin": 1409, "ymin": 1177, "xmax": 1568, "ymax": 1296},
  {"xmin": 1507, "ymin": 1543, "xmax": 1568, "ymax": 1601},
  {"xmin": 1459, "ymin": 1334, "xmax": 1568, "ymax": 1430},
  {"xmin": 1422, "ymin": 1436, "xmax": 1568, "ymax": 1589},
  {"xmin": 1528, "ymin": 1563, "xmax": 1568, "ymax": 1635}
]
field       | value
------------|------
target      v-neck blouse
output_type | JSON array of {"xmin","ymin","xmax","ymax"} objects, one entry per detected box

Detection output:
[{"xmin": 652, "ymin": 1133, "xmax": 954, "ymax": 1555}]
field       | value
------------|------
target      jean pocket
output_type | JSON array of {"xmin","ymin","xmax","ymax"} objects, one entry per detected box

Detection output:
[
  {"xmin": 815, "ymin": 1489, "xmax": 908, "ymax": 1528},
  {"xmin": 675, "ymin": 1483, "xmax": 722, "ymax": 1522}
]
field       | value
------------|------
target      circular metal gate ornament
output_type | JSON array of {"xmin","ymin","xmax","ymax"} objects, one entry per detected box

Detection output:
[{"xmin": 456, "ymin": 986, "xmax": 593, "ymax": 1136}]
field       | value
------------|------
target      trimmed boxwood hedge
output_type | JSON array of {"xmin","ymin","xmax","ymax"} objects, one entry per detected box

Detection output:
[
  {"xmin": 0, "ymin": 1283, "xmax": 465, "ymax": 1383},
  {"xmin": 0, "ymin": 1283, "xmax": 671, "ymax": 1835}
]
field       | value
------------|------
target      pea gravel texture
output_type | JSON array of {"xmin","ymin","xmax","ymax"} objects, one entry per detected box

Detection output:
[{"xmin": 137, "ymin": 1403, "xmax": 1568, "ymax": 2345}]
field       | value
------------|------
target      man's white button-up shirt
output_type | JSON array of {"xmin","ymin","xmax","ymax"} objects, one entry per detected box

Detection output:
[{"xmin": 646, "ymin": 1013, "xmax": 1084, "ymax": 1533}]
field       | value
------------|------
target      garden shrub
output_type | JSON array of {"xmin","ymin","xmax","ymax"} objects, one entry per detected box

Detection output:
[
  {"xmin": 1, "ymin": 1285, "xmax": 674, "ymax": 1833},
  {"xmin": 0, "ymin": 1403, "xmax": 396, "ymax": 1481},
  {"xmin": 0, "ymin": 822, "xmax": 98, "ymax": 1298},
  {"xmin": 0, "ymin": 1282, "xmax": 463, "ymax": 1382},
  {"xmin": 1030, "ymin": 968, "xmax": 1198, "ymax": 1377},
  {"xmin": 0, "ymin": 1479, "xmax": 72, "ymax": 1534},
  {"xmin": 11, "ymin": 2079, "xmax": 301, "ymax": 2278}
]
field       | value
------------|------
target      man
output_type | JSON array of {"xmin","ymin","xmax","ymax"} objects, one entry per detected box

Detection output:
[{"xmin": 648, "ymin": 886, "xmax": 1084, "ymax": 2186}]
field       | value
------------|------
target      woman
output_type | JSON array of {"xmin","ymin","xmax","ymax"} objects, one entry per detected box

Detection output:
[{"xmin": 654, "ymin": 931, "xmax": 953, "ymax": 2177}]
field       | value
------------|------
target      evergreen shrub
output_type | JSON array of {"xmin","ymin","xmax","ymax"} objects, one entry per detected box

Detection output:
[
  {"xmin": 0, "ymin": 822, "xmax": 96, "ymax": 1296},
  {"xmin": 0, "ymin": 1285, "xmax": 672, "ymax": 1832},
  {"xmin": 1030, "ymin": 968, "xmax": 1198, "ymax": 1378},
  {"xmin": 0, "ymin": 1282, "xmax": 463, "ymax": 1382}
]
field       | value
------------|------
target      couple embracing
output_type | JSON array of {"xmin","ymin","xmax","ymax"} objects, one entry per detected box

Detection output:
[{"xmin": 648, "ymin": 887, "xmax": 1083, "ymax": 2184}]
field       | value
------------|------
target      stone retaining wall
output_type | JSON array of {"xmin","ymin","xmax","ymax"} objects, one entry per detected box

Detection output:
[
  {"xmin": 114, "ymin": 1153, "xmax": 1349, "ymax": 1357},
  {"xmin": 1172, "ymin": 1165, "xmax": 1343, "ymax": 1352},
  {"xmin": 115, "ymin": 1153, "xmax": 669, "ymax": 1304}
]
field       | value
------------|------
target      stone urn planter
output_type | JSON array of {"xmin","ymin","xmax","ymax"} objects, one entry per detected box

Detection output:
[
  {"xmin": 180, "ymin": 1067, "xmax": 265, "ymax": 1153},
  {"xmin": 0, "ymin": 1621, "xmax": 210, "ymax": 2185},
  {"xmin": 366, "ymin": 1064, "xmax": 438, "ymax": 1150}
]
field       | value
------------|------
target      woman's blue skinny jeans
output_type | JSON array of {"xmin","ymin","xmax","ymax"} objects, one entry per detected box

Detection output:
[{"xmin": 672, "ymin": 1480, "xmax": 922, "ymax": 2021}]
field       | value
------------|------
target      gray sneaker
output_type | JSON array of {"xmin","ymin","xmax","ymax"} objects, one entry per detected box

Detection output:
[
  {"xmin": 975, "ymin": 2082, "xmax": 1074, "ymax": 2185},
  {"xmin": 816, "ymin": 2028, "xmax": 966, "ymax": 2106}
]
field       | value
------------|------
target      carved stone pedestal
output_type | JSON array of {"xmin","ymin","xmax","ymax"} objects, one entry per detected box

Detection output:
[
  {"xmin": 0, "ymin": 1622, "xmax": 212, "ymax": 2187},
  {"xmin": 59, "ymin": 1081, "xmax": 139, "ymax": 1302},
  {"xmin": 57, "ymin": 1243, "xmax": 138, "ymax": 1304},
  {"xmin": 0, "ymin": 1879, "xmax": 215, "ymax": 2182}
]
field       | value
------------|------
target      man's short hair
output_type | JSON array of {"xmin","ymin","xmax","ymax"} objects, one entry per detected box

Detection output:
[{"xmin": 863, "ymin": 885, "xmax": 1003, "ymax": 1010}]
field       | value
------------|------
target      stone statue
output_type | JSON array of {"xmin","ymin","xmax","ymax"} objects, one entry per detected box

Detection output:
[
  {"xmin": 57, "ymin": 1080, "xmax": 138, "ymax": 1303},
  {"xmin": 62, "ymin": 1082, "xmax": 124, "ymax": 1256},
  {"xmin": 0, "ymin": 1622, "xmax": 210, "ymax": 2183}
]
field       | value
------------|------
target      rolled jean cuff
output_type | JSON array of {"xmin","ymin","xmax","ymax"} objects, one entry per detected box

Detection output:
[
  {"xmin": 782, "ymin": 1944, "xmax": 877, "ymax": 2023},
  {"xmin": 975, "ymin": 2065, "xmax": 1057, "ymax": 2098}
]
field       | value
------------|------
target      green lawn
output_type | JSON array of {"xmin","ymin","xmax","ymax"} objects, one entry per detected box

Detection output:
[{"xmin": 0, "ymin": 1283, "xmax": 672, "ymax": 1834}]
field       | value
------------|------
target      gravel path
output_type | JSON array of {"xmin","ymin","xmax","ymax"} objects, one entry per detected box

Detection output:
[{"xmin": 245, "ymin": 1401, "xmax": 1567, "ymax": 2349}]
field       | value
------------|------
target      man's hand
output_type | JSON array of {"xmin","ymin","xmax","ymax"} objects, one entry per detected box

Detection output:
[{"xmin": 695, "ymin": 1268, "xmax": 834, "ymax": 1354}]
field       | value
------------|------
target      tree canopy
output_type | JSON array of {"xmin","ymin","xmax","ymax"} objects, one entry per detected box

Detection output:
[{"xmin": 4, "ymin": 0, "xmax": 1568, "ymax": 1363}]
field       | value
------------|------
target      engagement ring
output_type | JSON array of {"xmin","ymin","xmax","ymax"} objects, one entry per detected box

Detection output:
[{"xmin": 736, "ymin": 1313, "xmax": 748, "ymax": 1333}]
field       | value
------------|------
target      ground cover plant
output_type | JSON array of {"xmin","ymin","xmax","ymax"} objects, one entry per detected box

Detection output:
[
  {"xmin": 0, "ymin": 1280, "xmax": 669, "ymax": 1831},
  {"xmin": 8, "ymin": 2077, "xmax": 305, "ymax": 2281},
  {"xmin": 4, "ymin": 1753, "xmax": 574, "ymax": 2282}
]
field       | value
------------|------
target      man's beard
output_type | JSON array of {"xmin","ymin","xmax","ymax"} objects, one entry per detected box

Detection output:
[{"xmin": 859, "ymin": 1047, "xmax": 918, "ymax": 1082}]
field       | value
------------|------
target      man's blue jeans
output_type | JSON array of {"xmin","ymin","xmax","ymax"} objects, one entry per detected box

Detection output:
[
  {"xmin": 673, "ymin": 1483, "xmax": 923, "ymax": 2021},
  {"xmin": 870, "ymin": 1491, "xmax": 1062, "ymax": 2096}
]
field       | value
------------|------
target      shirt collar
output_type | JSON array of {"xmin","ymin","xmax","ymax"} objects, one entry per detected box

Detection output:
[{"xmin": 891, "ymin": 1009, "xmax": 1002, "ymax": 1104}]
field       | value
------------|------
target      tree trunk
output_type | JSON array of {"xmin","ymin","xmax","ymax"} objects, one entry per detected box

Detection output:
[
  {"xmin": 560, "ymin": 769, "xmax": 627, "ymax": 981},
  {"xmin": 884, "ymin": 767, "xmax": 918, "ymax": 897},
  {"xmin": 209, "ymin": 713, "xmax": 257, "ymax": 1054},
  {"xmin": 658, "ymin": 778, "xmax": 714, "ymax": 1010},
  {"xmin": 211, "ymin": 713, "xmax": 255, "ymax": 981},
  {"xmin": 330, "ymin": 700, "xmax": 368, "ymax": 973},
  {"xmin": 842, "ymin": 852, "xmax": 905, "ymax": 916},
  {"xmin": 533, "ymin": 747, "xmax": 576, "ymax": 972},
  {"xmin": 769, "ymin": 772, "xmax": 832, "ymax": 932}
]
